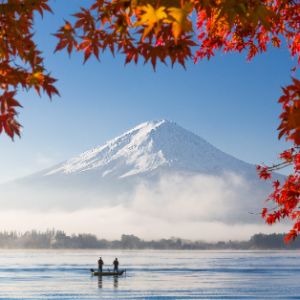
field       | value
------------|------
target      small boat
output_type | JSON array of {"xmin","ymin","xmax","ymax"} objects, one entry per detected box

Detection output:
[{"xmin": 90, "ymin": 268, "xmax": 125, "ymax": 276}]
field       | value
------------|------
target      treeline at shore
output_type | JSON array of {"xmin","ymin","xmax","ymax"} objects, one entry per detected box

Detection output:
[{"xmin": 0, "ymin": 230, "xmax": 299, "ymax": 250}]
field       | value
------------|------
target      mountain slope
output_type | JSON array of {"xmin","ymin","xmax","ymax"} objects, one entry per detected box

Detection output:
[
  {"xmin": 0, "ymin": 120, "xmax": 284, "ymax": 226},
  {"xmin": 46, "ymin": 120, "xmax": 255, "ymax": 179}
]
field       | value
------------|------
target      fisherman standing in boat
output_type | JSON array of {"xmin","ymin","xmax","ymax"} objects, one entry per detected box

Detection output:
[
  {"xmin": 113, "ymin": 258, "xmax": 119, "ymax": 272},
  {"xmin": 98, "ymin": 257, "xmax": 104, "ymax": 273}
]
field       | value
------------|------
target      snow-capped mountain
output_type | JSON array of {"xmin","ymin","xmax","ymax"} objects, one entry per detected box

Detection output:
[
  {"xmin": 46, "ymin": 120, "xmax": 254, "ymax": 179},
  {"xmin": 0, "ymin": 120, "xmax": 284, "ymax": 225}
]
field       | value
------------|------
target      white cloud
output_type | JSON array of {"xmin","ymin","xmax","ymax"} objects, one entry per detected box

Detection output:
[
  {"xmin": 130, "ymin": 172, "xmax": 243, "ymax": 222},
  {"xmin": 0, "ymin": 172, "xmax": 290, "ymax": 241}
]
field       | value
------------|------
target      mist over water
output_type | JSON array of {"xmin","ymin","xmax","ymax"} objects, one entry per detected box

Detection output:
[
  {"xmin": 0, "ymin": 172, "xmax": 290, "ymax": 241},
  {"xmin": 0, "ymin": 208, "xmax": 291, "ymax": 241}
]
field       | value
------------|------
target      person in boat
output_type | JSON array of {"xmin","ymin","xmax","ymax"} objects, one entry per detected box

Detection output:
[
  {"xmin": 113, "ymin": 258, "xmax": 119, "ymax": 272},
  {"xmin": 98, "ymin": 257, "xmax": 104, "ymax": 273}
]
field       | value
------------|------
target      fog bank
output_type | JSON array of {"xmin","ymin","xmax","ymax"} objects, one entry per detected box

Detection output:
[{"xmin": 1, "ymin": 172, "xmax": 288, "ymax": 241}]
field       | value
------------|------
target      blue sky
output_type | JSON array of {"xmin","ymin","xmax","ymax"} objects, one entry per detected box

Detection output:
[{"xmin": 0, "ymin": 0, "xmax": 296, "ymax": 183}]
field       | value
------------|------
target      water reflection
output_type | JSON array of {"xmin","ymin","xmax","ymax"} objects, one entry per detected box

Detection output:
[
  {"xmin": 113, "ymin": 275, "xmax": 118, "ymax": 289},
  {"xmin": 98, "ymin": 276, "xmax": 103, "ymax": 289},
  {"xmin": 97, "ymin": 275, "xmax": 119, "ymax": 289}
]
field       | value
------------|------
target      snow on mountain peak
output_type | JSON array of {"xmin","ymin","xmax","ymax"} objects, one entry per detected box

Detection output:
[{"xmin": 46, "ymin": 120, "xmax": 254, "ymax": 178}]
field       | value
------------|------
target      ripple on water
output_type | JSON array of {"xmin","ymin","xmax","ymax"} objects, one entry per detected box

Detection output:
[{"xmin": 0, "ymin": 250, "xmax": 300, "ymax": 299}]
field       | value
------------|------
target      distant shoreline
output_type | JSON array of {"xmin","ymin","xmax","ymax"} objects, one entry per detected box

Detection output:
[{"xmin": 0, "ymin": 230, "xmax": 299, "ymax": 250}]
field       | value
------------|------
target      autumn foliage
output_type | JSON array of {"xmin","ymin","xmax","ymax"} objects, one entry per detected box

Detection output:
[
  {"xmin": 257, "ymin": 78, "xmax": 300, "ymax": 244},
  {"xmin": 2, "ymin": 0, "xmax": 300, "ymax": 241},
  {"xmin": 0, "ymin": 0, "xmax": 58, "ymax": 139},
  {"xmin": 2, "ymin": 0, "xmax": 300, "ymax": 136}
]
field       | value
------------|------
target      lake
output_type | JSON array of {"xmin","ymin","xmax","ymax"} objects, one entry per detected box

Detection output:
[{"xmin": 0, "ymin": 250, "xmax": 300, "ymax": 299}]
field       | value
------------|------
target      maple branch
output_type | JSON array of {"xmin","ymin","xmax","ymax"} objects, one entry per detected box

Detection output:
[
  {"xmin": 260, "ymin": 147, "xmax": 300, "ymax": 172},
  {"xmin": 248, "ymin": 206, "xmax": 278, "ymax": 215},
  {"xmin": 263, "ymin": 160, "xmax": 293, "ymax": 172}
]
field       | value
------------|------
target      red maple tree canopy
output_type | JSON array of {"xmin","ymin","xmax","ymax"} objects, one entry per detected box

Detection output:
[
  {"xmin": 1, "ymin": 0, "xmax": 300, "ymax": 241},
  {"xmin": 257, "ymin": 78, "xmax": 300, "ymax": 243},
  {"xmin": 0, "ymin": 0, "xmax": 59, "ymax": 139}
]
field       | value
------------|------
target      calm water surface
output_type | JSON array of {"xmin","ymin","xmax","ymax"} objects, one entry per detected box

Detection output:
[{"xmin": 0, "ymin": 250, "xmax": 300, "ymax": 299}]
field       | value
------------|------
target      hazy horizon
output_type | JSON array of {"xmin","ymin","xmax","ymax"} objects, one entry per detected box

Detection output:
[{"xmin": 0, "ymin": 172, "xmax": 291, "ymax": 242}]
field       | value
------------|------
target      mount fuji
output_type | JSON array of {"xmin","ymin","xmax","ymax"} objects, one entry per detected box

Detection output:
[
  {"xmin": 46, "ymin": 120, "xmax": 255, "ymax": 177},
  {"xmin": 0, "ymin": 120, "xmax": 288, "ymax": 239}
]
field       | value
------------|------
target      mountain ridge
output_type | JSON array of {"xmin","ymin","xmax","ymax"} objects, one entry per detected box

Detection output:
[{"xmin": 44, "ymin": 120, "xmax": 255, "ymax": 180}]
